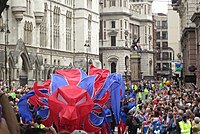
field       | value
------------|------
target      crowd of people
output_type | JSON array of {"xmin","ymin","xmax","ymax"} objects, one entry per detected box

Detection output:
[{"xmin": 0, "ymin": 80, "xmax": 200, "ymax": 134}]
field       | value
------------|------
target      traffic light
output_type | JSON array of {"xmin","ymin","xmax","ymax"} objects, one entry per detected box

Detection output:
[{"xmin": 0, "ymin": 0, "xmax": 8, "ymax": 16}]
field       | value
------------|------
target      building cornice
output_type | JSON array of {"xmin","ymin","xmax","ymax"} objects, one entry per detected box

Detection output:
[
  {"xmin": 180, "ymin": 27, "xmax": 195, "ymax": 46},
  {"xmin": 100, "ymin": 12, "xmax": 131, "ymax": 17},
  {"xmin": 191, "ymin": 12, "xmax": 200, "ymax": 25},
  {"xmin": 99, "ymin": 46, "xmax": 131, "ymax": 51},
  {"xmin": 182, "ymin": 27, "xmax": 195, "ymax": 37}
]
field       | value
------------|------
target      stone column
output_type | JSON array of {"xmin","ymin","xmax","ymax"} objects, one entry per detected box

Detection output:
[{"xmin": 130, "ymin": 51, "xmax": 140, "ymax": 82}]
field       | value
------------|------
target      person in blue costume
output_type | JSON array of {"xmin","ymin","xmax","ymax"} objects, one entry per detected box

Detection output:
[
  {"xmin": 102, "ymin": 105, "xmax": 112, "ymax": 134},
  {"xmin": 118, "ymin": 106, "xmax": 128, "ymax": 134}
]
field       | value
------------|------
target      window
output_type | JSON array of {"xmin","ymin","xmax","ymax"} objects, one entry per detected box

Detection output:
[
  {"xmin": 40, "ymin": 3, "xmax": 47, "ymax": 47},
  {"xmin": 120, "ymin": 0, "xmax": 122, "ymax": 7},
  {"xmin": 53, "ymin": 6, "xmax": 60, "ymax": 49},
  {"xmin": 145, "ymin": 26, "xmax": 147, "ymax": 44},
  {"xmin": 104, "ymin": 0, "xmax": 106, "ymax": 7},
  {"xmin": 110, "ymin": 0, "xmax": 116, "ymax": 7},
  {"xmin": 125, "ymin": 21, "xmax": 127, "ymax": 29},
  {"xmin": 26, "ymin": 0, "xmax": 31, "ymax": 15},
  {"xmin": 162, "ymin": 42, "xmax": 168, "ymax": 48},
  {"xmin": 156, "ymin": 31, "xmax": 160, "ymax": 39},
  {"xmin": 66, "ymin": 11, "xmax": 72, "ymax": 51},
  {"xmin": 111, "ymin": 21, "xmax": 115, "ymax": 28},
  {"xmin": 162, "ymin": 52, "xmax": 169, "ymax": 60},
  {"xmin": 123, "ymin": 0, "xmax": 127, "ymax": 7},
  {"xmin": 156, "ymin": 53, "xmax": 161, "ymax": 60},
  {"xmin": 120, "ymin": 20, "xmax": 123, "ymax": 28},
  {"xmin": 163, "ymin": 63, "xmax": 170, "ymax": 71},
  {"xmin": 87, "ymin": 0, "xmax": 92, "ymax": 9},
  {"xmin": 156, "ymin": 21, "xmax": 160, "ymax": 29},
  {"xmin": 104, "ymin": 21, "xmax": 106, "ymax": 28},
  {"xmin": 162, "ymin": 20, "xmax": 168, "ymax": 29},
  {"xmin": 144, "ymin": 5, "xmax": 147, "ymax": 14},
  {"xmin": 157, "ymin": 63, "xmax": 161, "ymax": 71},
  {"xmin": 24, "ymin": 21, "xmax": 33, "ymax": 45},
  {"xmin": 162, "ymin": 31, "xmax": 168, "ymax": 39},
  {"xmin": 88, "ymin": 15, "xmax": 92, "ymax": 51},
  {"xmin": 99, "ymin": 20, "xmax": 103, "ymax": 40},
  {"xmin": 156, "ymin": 42, "xmax": 160, "ymax": 48},
  {"xmin": 103, "ymin": 21, "xmax": 106, "ymax": 40},
  {"xmin": 111, "ymin": 36, "xmax": 116, "ymax": 46}
]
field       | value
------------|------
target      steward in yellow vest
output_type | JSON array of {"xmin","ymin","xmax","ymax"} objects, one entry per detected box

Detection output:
[{"xmin": 178, "ymin": 120, "xmax": 192, "ymax": 134}]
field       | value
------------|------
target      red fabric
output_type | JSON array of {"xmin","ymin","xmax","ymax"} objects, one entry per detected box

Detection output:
[
  {"xmin": 118, "ymin": 122, "xmax": 126, "ymax": 134},
  {"xmin": 102, "ymin": 123, "xmax": 110, "ymax": 134},
  {"xmin": 83, "ymin": 115, "xmax": 101, "ymax": 133},
  {"xmin": 89, "ymin": 65, "xmax": 110, "ymax": 98},
  {"xmin": 48, "ymin": 85, "xmax": 94, "ymax": 132},
  {"xmin": 56, "ymin": 69, "xmax": 81, "ymax": 85},
  {"xmin": 94, "ymin": 90, "xmax": 110, "ymax": 106}
]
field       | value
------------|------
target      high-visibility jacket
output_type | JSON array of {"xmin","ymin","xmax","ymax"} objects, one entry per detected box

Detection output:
[
  {"xmin": 178, "ymin": 120, "xmax": 191, "ymax": 134},
  {"xmin": 35, "ymin": 123, "xmax": 45, "ymax": 129}
]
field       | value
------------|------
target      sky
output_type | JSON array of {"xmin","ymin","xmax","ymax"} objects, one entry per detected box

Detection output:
[{"xmin": 152, "ymin": 0, "xmax": 171, "ymax": 14}]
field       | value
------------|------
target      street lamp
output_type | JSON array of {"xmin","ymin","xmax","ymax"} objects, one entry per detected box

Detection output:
[{"xmin": 84, "ymin": 42, "xmax": 90, "ymax": 74}]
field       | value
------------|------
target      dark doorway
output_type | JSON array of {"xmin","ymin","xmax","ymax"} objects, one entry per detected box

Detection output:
[{"xmin": 111, "ymin": 62, "xmax": 116, "ymax": 73}]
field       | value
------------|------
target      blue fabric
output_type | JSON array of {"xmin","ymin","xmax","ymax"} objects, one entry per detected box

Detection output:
[
  {"xmin": 120, "ymin": 111, "xmax": 127, "ymax": 123},
  {"xmin": 143, "ymin": 126, "xmax": 150, "ymax": 134},
  {"xmin": 94, "ymin": 75, "xmax": 115, "ymax": 100},
  {"xmin": 119, "ymin": 74, "xmax": 125, "ymax": 98},
  {"xmin": 90, "ymin": 111, "xmax": 104, "ymax": 127},
  {"xmin": 110, "ymin": 74, "xmax": 121, "ymax": 125},
  {"xmin": 129, "ymin": 92, "xmax": 136, "ymax": 98},
  {"xmin": 18, "ymin": 90, "xmax": 35, "ymax": 123},
  {"xmin": 78, "ymin": 75, "xmax": 97, "ymax": 97},
  {"xmin": 50, "ymin": 74, "xmax": 69, "ymax": 94},
  {"xmin": 37, "ymin": 106, "xmax": 50, "ymax": 120},
  {"xmin": 127, "ymin": 102, "xmax": 136, "ymax": 109},
  {"xmin": 79, "ymin": 69, "xmax": 87, "ymax": 80},
  {"xmin": 104, "ymin": 108, "xmax": 112, "ymax": 123}
]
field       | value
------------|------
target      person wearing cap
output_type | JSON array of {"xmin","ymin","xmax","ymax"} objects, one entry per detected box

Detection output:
[
  {"xmin": 192, "ymin": 117, "xmax": 200, "ymax": 134},
  {"xmin": 177, "ymin": 113, "xmax": 192, "ymax": 134}
]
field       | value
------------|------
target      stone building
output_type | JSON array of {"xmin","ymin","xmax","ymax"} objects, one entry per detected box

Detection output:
[
  {"xmin": 154, "ymin": 13, "xmax": 174, "ymax": 80},
  {"xmin": 191, "ymin": 11, "xmax": 200, "ymax": 87},
  {"xmin": 99, "ymin": 0, "xmax": 154, "ymax": 81},
  {"xmin": 0, "ymin": 0, "xmax": 100, "ymax": 86},
  {"xmin": 172, "ymin": 0, "xmax": 198, "ymax": 85}
]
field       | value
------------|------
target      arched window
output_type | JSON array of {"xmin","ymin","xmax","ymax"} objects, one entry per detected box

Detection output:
[
  {"xmin": 53, "ymin": 6, "xmax": 60, "ymax": 49},
  {"xmin": 40, "ymin": 3, "xmax": 47, "ymax": 47},
  {"xmin": 111, "ymin": 62, "xmax": 116, "ymax": 73},
  {"xmin": 24, "ymin": 21, "xmax": 33, "ymax": 45},
  {"xmin": 66, "ymin": 11, "xmax": 72, "ymax": 51},
  {"xmin": 125, "ymin": 56, "xmax": 129, "ymax": 69},
  {"xmin": 88, "ymin": 14, "xmax": 92, "ymax": 52}
]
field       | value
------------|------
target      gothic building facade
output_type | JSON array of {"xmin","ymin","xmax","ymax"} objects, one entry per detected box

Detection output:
[{"xmin": 0, "ymin": 0, "xmax": 100, "ymax": 86}]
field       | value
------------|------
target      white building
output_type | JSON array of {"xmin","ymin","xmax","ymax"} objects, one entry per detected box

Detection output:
[
  {"xmin": 167, "ymin": 4, "xmax": 181, "ymax": 77},
  {"xmin": 99, "ymin": 0, "xmax": 154, "ymax": 80},
  {"xmin": 0, "ymin": 0, "xmax": 100, "ymax": 86}
]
